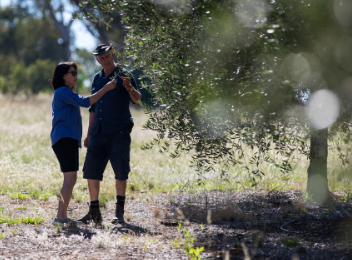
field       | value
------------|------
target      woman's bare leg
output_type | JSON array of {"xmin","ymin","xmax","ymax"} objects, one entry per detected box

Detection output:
[{"xmin": 57, "ymin": 171, "xmax": 77, "ymax": 219}]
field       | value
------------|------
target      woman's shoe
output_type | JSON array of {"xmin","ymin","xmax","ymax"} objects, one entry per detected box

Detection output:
[{"xmin": 52, "ymin": 218, "xmax": 69, "ymax": 226}]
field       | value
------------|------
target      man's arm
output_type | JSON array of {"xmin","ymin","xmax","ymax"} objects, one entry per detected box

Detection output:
[
  {"xmin": 121, "ymin": 76, "xmax": 141, "ymax": 104},
  {"xmin": 84, "ymin": 112, "xmax": 95, "ymax": 148},
  {"xmin": 128, "ymin": 86, "xmax": 141, "ymax": 104}
]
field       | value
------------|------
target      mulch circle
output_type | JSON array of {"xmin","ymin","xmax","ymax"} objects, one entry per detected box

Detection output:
[
  {"xmin": 281, "ymin": 219, "xmax": 334, "ymax": 236},
  {"xmin": 280, "ymin": 217, "xmax": 352, "ymax": 242}
]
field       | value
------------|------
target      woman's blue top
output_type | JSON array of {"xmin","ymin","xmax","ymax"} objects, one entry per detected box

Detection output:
[{"xmin": 51, "ymin": 86, "xmax": 91, "ymax": 148}]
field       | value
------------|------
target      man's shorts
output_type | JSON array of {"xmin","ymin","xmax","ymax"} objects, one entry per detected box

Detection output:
[{"xmin": 83, "ymin": 127, "xmax": 131, "ymax": 181}]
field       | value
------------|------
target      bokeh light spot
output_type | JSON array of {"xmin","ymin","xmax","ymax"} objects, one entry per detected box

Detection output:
[
  {"xmin": 307, "ymin": 89, "xmax": 340, "ymax": 130},
  {"xmin": 281, "ymin": 53, "xmax": 311, "ymax": 86},
  {"xmin": 333, "ymin": 0, "xmax": 352, "ymax": 27},
  {"xmin": 340, "ymin": 77, "xmax": 352, "ymax": 100},
  {"xmin": 195, "ymin": 100, "xmax": 232, "ymax": 139},
  {"xmin": 150, "ymin": 0, "xmax": 192, "ymax": 14},
  {"xmin": 236, "ymin": 0, "xmax": 269, "ymax": 28},
  {"xmin": 334, "ymin": 36, "xmax": 352, "ymax": 72}
]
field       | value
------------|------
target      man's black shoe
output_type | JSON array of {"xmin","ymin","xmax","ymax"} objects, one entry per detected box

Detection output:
[
  {"xmin": 112, "ymin": 204, "xmax": 125, "ymax": 224},
  {"xmin": 78, "ymin": 206, "xmax": 102, "ymax": 224}
]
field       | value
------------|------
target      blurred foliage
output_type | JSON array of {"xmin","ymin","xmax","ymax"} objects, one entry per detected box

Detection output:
[
  {"xmin": 75, "ymin": 49, "xmax": 101, "ymax": 78},
  {"xmin": 60, "ymin": 0, "xmax": 352, "ymax": 185},
  {"xmin": 73, "ymin": 0, "xmax": 124, "ymax": 47},
  {"xmin": 31, "ymin": 0, "xmax": 75, "ymax": 61},
  {"xmin": 0, "ymin": 2, "xmax": 103, "ymax": 95},
  {"xmin": 0, "ymin": 59, "xmax": 56, "ymax": 95},
  {"xmin": 0, "ymin": 4, "xmax": 62, "ymax": 95},
  {"xmin": 74, "ymin": 48, "xmax": 101, "ymax": 93},
  {"xmin": 0, "ymin": 4, "xmax": 63, "ymax": 67}
]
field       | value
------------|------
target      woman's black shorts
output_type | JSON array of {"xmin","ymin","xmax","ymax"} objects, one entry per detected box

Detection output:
[{"xmin": 52, "ymin": 137, "xmax": 79, "ymax": 172}]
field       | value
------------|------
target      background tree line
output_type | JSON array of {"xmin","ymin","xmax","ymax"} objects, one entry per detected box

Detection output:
[{"xmin": 0, "ymin": 0, "xmax": 124, "ymax": 95}]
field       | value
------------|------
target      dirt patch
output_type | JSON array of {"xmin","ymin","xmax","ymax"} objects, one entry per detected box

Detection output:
[{"xmin": 0, "ymin": 191, "xmax": 352, "ymax": 259}]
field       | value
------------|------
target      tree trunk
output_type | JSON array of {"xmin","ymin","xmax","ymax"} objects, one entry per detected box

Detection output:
[
  {"xmin": 45, "ymin": 1, "xmax": 73, "ymax": 61},
  {"xmin": 72, "ymin": 0, "xmax": 124, "ymax": 50},
  {"xmin": 62, "ymin": 40, "xmax": 71, "ymax": 61},
  {"xmin": 306, "ymin": 128, "xmax": 330, "ymax": 205},
  {"xmin": 51, "ymin": 19, "xmax": 72, "ymax": 61}
]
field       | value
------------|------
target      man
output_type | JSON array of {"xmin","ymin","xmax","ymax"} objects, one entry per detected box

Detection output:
[{"xmin": 78, "ymin": 44, "xmax": 141, "ymax": 224}]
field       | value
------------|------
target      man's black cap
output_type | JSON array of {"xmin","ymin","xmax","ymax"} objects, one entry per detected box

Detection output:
[{"xmin": 92, "ymin": 44, "xmax": 113, "ymax": 56}]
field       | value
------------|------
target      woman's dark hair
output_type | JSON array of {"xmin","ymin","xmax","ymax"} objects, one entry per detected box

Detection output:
[{"xmin": 51, "ymin": 62, "xmax": 77, "ymax": 90}]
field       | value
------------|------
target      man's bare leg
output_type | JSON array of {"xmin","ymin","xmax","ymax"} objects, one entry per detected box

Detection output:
[
  {"xmin": 115, "ymin": 180, "xmax": 127, "ymax": 196},
  {"xmin": 88, "ymin": 179, "xmax": 100, "ymax": 201}
]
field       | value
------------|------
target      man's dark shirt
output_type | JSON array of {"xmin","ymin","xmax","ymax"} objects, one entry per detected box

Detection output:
[{"xmin": 89, "ymin": 66, "xmax": 138, "ymax": 137}]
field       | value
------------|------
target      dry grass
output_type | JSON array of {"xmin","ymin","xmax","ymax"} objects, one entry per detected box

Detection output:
[
  {"xmin": 2, "ymin": 92, "xmax": 351, "ymax": 258},
  {"xmin": 0, "ymin": 93, "xmax": 351, "ymax": 205},
  {"xmin": 150, "ymin": 203, "xmax": 160, "ymax": 218}
]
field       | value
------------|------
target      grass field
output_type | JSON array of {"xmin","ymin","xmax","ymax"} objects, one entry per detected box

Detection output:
[
  {"xmin": 0, "ymin": 94, "xmax": 351, "ymax": 206},
  {"xmin": 2, "ymin": 94, "xmax": 352, "ymax": 260}
]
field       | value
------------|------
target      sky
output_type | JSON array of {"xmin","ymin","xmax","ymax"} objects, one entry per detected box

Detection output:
[
  {"xmin": 0, "ymin": 0, "xmax": 97, "ymax": 51},
  {"xmin": 71, "ymin": 21, "xmax": 97, "ymax": 51}
]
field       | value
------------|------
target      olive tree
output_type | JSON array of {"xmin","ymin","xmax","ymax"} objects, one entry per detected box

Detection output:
[{"xmin": 77, "ymin": 0, "xmax": 352, "ymax": 204}]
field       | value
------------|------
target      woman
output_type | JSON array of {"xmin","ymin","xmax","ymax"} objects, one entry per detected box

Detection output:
[{"xmin": 50, "ymin": 62, "xmax": 115, "ymax": 226}]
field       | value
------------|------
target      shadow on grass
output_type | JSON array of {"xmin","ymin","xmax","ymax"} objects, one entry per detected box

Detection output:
[
  {"xmin": 58, "ymin": 222, "xmax": 161, "ymax": 240},
  {"xmin": 111, "ymin": 223, "xmax": 161, "ymax": 236}
]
